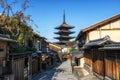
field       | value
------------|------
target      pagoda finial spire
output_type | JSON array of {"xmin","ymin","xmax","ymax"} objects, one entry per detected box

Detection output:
[{"xmin": 63, "ymin": 10, "xmax": 66, "ymax": 24}]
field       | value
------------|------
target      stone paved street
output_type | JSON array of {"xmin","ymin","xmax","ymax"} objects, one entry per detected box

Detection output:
[
  {"xmin": 52, "ymin": 60, "xmax": 77, "ymax": 80},
  {"xmin": 32, "ymin": 60, "xmax": 77, "ymax": 80},
  {"xmin": 80, "ymin": 75, "xmax": 100, "ymax": 80},
  {"xmin": 32, "ymin": 60, "xmax": 100, "ymax": 80}
]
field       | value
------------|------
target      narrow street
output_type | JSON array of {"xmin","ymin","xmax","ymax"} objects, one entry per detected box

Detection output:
[{"xmin": 32, "ymin": 60, "xmax": 77, "ymax": 80}]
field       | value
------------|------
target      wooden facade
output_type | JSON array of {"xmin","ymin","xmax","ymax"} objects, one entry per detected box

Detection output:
[
  {"xmin": 31, "ymin": 52, "xmax": 57, "ymax": 76},
  {"xmin": 10, "ymin": 52, "xmax": 32, "ymax": 80},
  {"xmin": 101, "ymin": 43, "xmax": 120, "ymax": 80},
  {"xmin": 41, "ymin": 54, "xmax": 54, "ymax": 70},
  {"xmin": 84, "ymin": 49, "xmax": 93, "ymax": 73},
  {"xmin": 84, "ymin": 48, "xmax": 105, "ymax": 76},
  {"xmin": 32, "ymin": 33, "xmax": 50, "ymax": 75},
  {"xmin": 31, "ymin": 51, "xmax": 46, "ymax": 76},
  {"xmin": 76, "ymin": 14, "xmax": 120, "ymax": 80},
  {"xmin": 83, "ymin": 38, "xmax": 120, "ymax": 80},
  {"xmin": 84, "ymin": 49, "xmax": 92, "ymax": 67},
  {"xmin": 12, "ymin": 58, "xmax": 24, "ymax": 80},
  {"xmin": 31, "ymin": 53, "xmax": 46, "ymax": 75},
  {"xmin": 0, "ymin": 34, "xmax": 15, "ymax": 80},
  {"xmin": 32, "ymin": 56, "xmax": 41, "ymax": 75},
  {"xmin": 92, "ymin": 49, "xmax": 105, "ymax": 78},
  {"xmin": 32, "ymin": 34, "xmax": 59, "ymax": 76},
  {"xmin": 83, "ymin": 36, "xmax": 113, "ymax": 79}
]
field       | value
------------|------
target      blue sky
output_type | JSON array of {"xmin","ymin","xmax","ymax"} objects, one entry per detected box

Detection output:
[{"xmin": 0, "ymin": 0, "xmax": 120, "ymax": 42}]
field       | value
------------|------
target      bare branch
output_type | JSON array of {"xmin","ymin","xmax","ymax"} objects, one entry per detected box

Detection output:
[
  {"xmin": 22, "ymin": 0, "xmax": 29, "ymax": 11},
  {"xmin": 0, "ymin": 0, "xmax": 5, "ymax": 8}
]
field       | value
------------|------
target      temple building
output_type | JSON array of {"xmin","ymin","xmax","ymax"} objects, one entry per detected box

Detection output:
[{"xmin": 54, "ymin": 12, "xmax": 75, "ymax": 45}]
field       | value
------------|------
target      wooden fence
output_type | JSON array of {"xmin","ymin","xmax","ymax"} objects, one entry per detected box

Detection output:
[
  {"xmin": 12, "ymin": 58, "xmax": 24, "ymax": 80},
  {"xmin": 105, "ymin": 51, "xmax": 120, "ymax": 80}
]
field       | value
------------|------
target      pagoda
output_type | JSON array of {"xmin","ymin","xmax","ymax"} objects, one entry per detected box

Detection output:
[{"xmin": 54, "ymin": 12, "xmax": 75, "ymax": 45}]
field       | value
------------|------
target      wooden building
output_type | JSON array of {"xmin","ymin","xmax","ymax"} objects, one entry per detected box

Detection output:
[
  {"xmin": 83, "ymin": 36, "xmax": 113, "ymax": 79},
  {"xmin": 32, "ymin": 33, "xmax": 58, "ymax": 75},
  {"xmin": 32, "ymin": 33, "xmax": 49, "ymax": 73},
  {"xmin": 40, "ymin": 43, "xmax": 61, "ymax": 71},
  {"xmin": 100, "ymin": 43, "xmax": 120, "ymax": 80},
  {"xmin": 76, "ymin": 14, "xmax": 120, "ymax": 49},
  {"xmin": 48, "ymin": 43, "xmax": 62, "ymax": 62},
  {"xmin": 9, "ymin": 52, "xmax": 32, "ymax": 80},
  {"xmin": 33, "ymin": 33, "xmax": 47, "ymax": 51},
  {"xmin": 32, "ymin": 52, "xmax": 41, "ymax": 75},
  {"xmin": 76, "ymin": 14, "xmax": 120, "ymax": 79},
  {"xmin": 77, "ymin": 35, "xmax": 120, "ymax": 80},
  {"xmin": 0, "ymin": 34, "xmax": 15, "ymax": 80}
]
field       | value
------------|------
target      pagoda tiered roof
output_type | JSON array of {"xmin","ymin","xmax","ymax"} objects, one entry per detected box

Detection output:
[
  {"xmin": 54, "ymin": 36, "xmax": 75, "ymax": 39},
  {"xmin": 55, "ymin": 23, "xmax": 74, "ymax": 29},
  {"xmin": 54, "ymin": 30, "xmax": 75, "ymax": 34},
  {"xmin": 55, "ymin": 41, "xmax": 69, "ymax": 45},
  {"xmin": 54, "ymin": 11, "xmax": 75, "ymax": 45}
]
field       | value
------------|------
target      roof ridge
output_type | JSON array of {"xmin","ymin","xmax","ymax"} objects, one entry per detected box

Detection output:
[
  {"xmin": 0, "ymin": 34, "xmax": 9, "ymax": 38},
  {"xmin": 90, "ymin": 35, "xmax": 110, "ymax": 42},
  {"xmin": 82, "ymin": 14, "xmax": 120, "ymax": 32}
]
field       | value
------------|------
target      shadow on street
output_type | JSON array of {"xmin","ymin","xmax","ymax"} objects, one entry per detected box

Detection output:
[{"xmin": 32, "ymin": 60, "xmax": 77, "ymax": 80}]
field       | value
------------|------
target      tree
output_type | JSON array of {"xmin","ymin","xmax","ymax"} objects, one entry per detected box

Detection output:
[
  {"xmin": 0, "ymin": 0, "xmax": 37, "ymax": 52},
  {"xmin": 66, "ymin": 40, "xmax": 76, "ymax": 46},
  {"xmin": 66, "ymin": 40, "xmax": 77, "ymax": 53}
]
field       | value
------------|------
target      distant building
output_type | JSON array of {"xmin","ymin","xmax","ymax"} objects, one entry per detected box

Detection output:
[{"xmin": 54, "ymin": 11, "xmax": 75, "ymax": 45}]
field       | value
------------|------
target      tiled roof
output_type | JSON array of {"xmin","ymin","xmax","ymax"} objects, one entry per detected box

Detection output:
[
  {"xmin": 83, "ymin": 35, "xmax": 113, "ymax": 49},
  {"xmin": 0, "ymin": 34, "xmax": 9, "ymax": 38},
  {"xmin": 100, "ymin": 43, "xmax": 120, "ymax": 50},
  {"xmin": 70, "ymin": 50, "xmax": 84, "ymax": 58},
  {"xmin": 55, "ymin": 23, "xmax": 74, "ymax": 29},
  {"xmin": 10, "ymin": 51, "xmax": 32, "ymax": 56},
  {"xmin": 54, "ymin": 30, "xmax": 75, "ymax": 34},
  {"xmin": 82, "ymin": 14, "xmax": 120, "ymax": 32},
  {"xmin": 33, "ymin": 32, "xmax": 47, "ymax": 40},
  {"xmin": 76, "ymin": 14, "xmax": 120, "ymax": 40},
  {"xmin": 0, "ymin": 34, "xmax": 15, "ymax": 42},
  {"xmin": 54, "ymin": 36, "xmax": 75, "ymax": 39}
]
